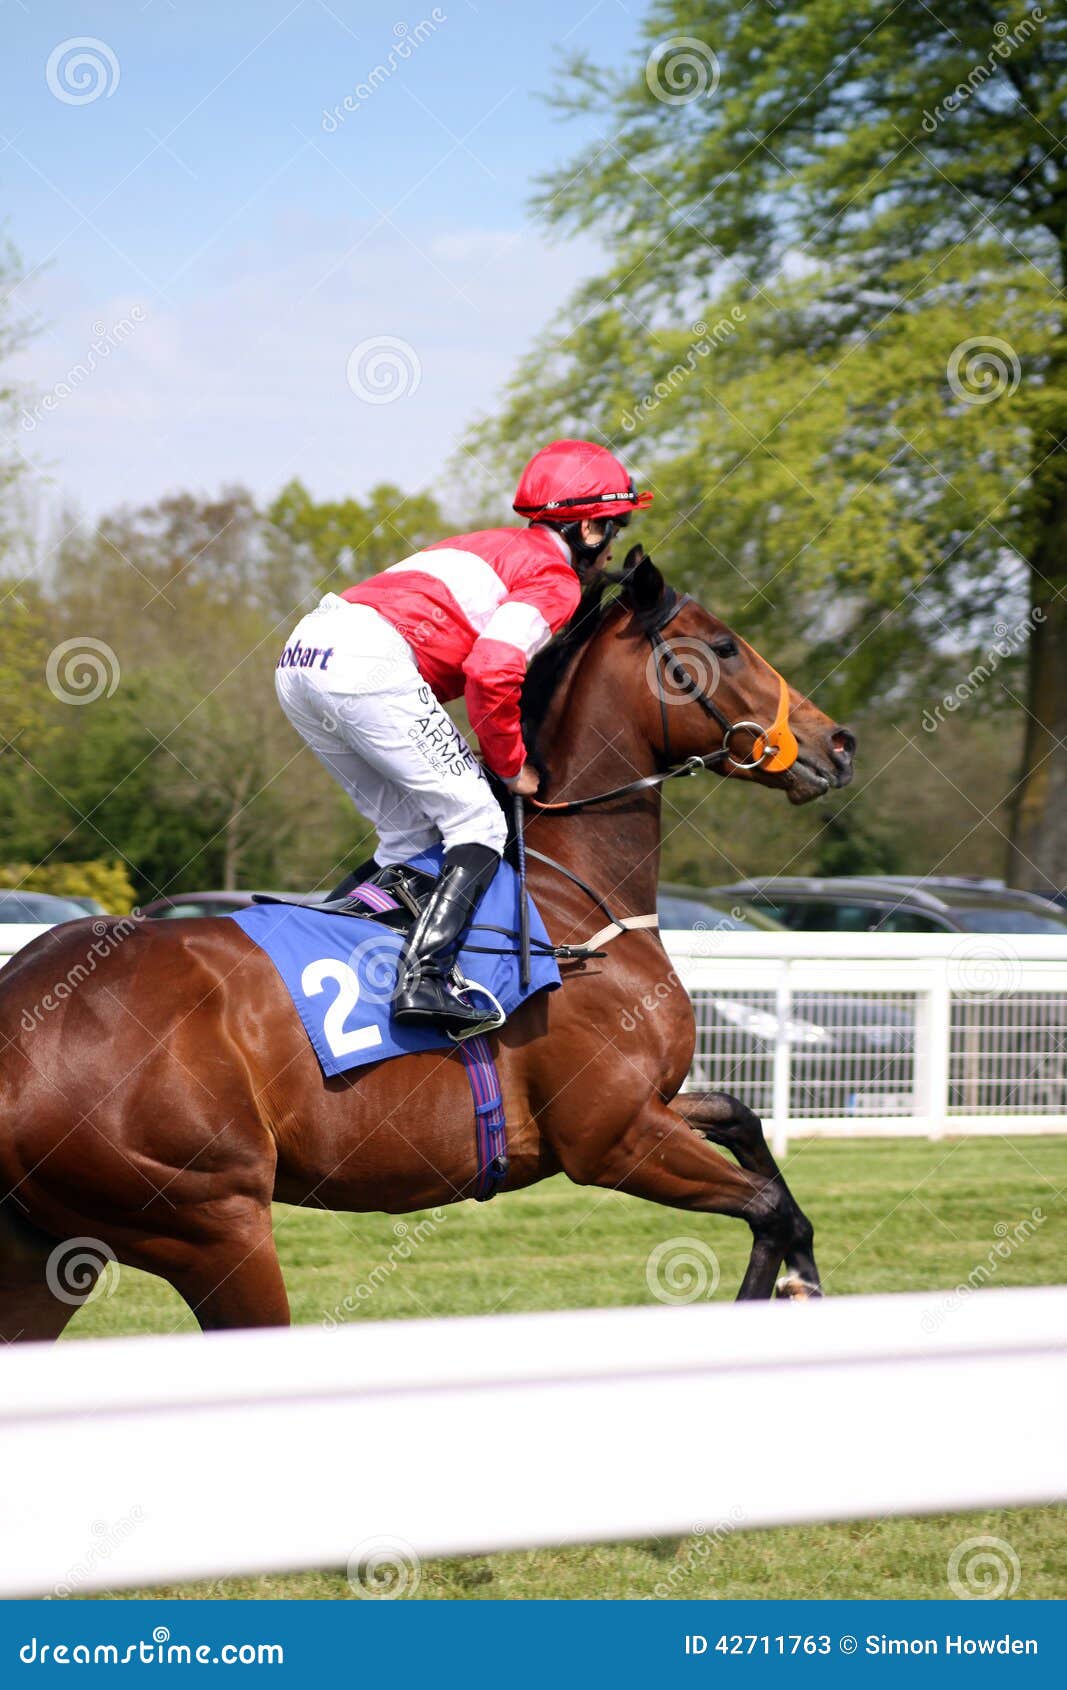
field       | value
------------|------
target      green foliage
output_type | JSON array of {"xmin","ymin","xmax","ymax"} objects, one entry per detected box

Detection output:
[
  {"xmin": 0, "ymin": 486, "xmax": 433, "ymax": 898},
  {"xmin": 266, "ymin": 479, "xmax": 446, "ymax": 593},
  {"xmin": 470, "ymin": 0, "xmax": 1067, "ymax": 884},
  {"xmin": 0, "ymin": 859, "xmax": 136, "ymax": 913},
  {"xmin": 0, "ymin": 232, "xmax": 31, "ymax": 547},
  {"xmin": 537, "ymin": 1, "xmax": 1066, "ymax": 290},
  {"xmin": 0, "ymin": 578, "xmax": 56, "ymax": 751}
]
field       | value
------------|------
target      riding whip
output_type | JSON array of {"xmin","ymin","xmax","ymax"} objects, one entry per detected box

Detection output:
[{"xmin": 514, "ymin": 793, "xmax": 531, "ymax": 989}]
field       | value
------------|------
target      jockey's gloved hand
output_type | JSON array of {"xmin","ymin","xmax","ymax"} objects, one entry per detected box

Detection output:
[{"xmin": 503, "ymin": 763, "xmax": 541, "ymax": 798}]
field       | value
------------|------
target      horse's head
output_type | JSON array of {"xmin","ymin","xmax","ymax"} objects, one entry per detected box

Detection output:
[{"xmin": 620, "ymin": 549, "xmax": 855, "ymax": 804}]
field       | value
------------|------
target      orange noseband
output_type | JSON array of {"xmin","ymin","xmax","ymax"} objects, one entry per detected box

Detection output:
[{"xmin": 751, "ymin": 666, "xmax": 799, "ymax": 773}]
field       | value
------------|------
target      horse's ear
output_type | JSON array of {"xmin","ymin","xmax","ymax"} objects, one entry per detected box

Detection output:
[{"xmin": 621, "ymin": 545, "xmax": 665, "ymax": 615}]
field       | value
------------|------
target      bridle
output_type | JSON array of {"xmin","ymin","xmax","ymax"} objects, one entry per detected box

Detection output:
[
  {"xmin": 528, "ymin": 587, "xmax": 799, "ymax": 818},
  {"xmin": 482, "ymin": 586, "xmax": 802, "ymax": 972}
]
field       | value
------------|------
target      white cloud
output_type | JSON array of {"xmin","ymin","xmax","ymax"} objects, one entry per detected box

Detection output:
[{"xmin": 7, "ymin": 219, "xmax": 600, "ymax": 520}]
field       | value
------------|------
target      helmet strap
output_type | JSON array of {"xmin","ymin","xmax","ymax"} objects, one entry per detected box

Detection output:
[{"xmin": 558, "ymin": 518, "xmax": 617, "ymax": 573}]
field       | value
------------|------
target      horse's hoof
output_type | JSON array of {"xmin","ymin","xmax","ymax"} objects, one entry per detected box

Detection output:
[{"xmin": 775, "ymin": 1275, "xmax": 822, "ymax": 1301}]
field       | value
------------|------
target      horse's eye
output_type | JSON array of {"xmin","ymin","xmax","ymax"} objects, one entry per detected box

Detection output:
[{"xmin": 712, "ymin": 639, "xmax": 738, "ymax": 659}]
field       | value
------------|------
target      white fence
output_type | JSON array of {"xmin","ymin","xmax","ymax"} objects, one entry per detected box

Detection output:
[
  {"xmin": 668, "ymin": 932, "xmax": 1067, "ymax": 1154},
  {"xmin": 5, "ymin": 926, "xmax": 1067, "ymax": 1154},
  {"xmin": 0, "ymin": 927, "xmax": 1063, "ymax": 1594},
  {"xmin": 0, "ymin": 1286, "xmax": 1063, "ymax": 1596}
]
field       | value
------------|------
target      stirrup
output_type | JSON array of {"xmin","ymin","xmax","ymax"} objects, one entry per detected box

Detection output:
[{"xmin": 446, "ymin": 973, "xmax": 507, "ymax": 1043}]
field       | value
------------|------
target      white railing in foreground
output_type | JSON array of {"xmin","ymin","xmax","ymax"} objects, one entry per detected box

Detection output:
[
  {"xmin": 5, "ymin": 927, "xmax": 1067, "ymax": 1153},
  {"xmin": 0, "ymin": 1287, "xmax": 1064, "ymax": 1597},
  {"xmin": 666, "ymin": 932, "xmax": 1067, "ymax": 1154}
]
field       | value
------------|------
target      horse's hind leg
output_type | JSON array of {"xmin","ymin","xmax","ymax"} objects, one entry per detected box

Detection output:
[
  {"xmin": 0, "ymin": 1203, "xmax": 103, "ymax": 1343},
  {"xmin": 565, "ymin": 1099, "xmax": 803, "ymax": 1301},
  {"xmin": 672, "ymin": 1092, "xmax": 822, "ymax": 1297}
]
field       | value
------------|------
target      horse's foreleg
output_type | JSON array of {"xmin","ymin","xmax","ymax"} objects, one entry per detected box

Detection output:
[
  {"xmin": 146, "ymin": 1203, "xmax": 290, "ymax": 1333},
  {"xmin": 563, "ymin": 1101, "xmax": 800, "ymax": 1301},
  {"xmin": 671, "ymin": 1092, "xmax": 821, "ymax": 1296}
]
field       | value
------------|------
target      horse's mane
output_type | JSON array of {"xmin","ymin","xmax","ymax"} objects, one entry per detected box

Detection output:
[
  {"xmin": 520, "ymin": 574, "xmax": 617, "ymax": 751},
  {"xmin": 521, "ymin": 556, "xmax": 675, "ymax": 757}
]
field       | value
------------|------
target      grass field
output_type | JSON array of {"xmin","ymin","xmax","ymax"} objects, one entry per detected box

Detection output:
[{"xmin": 66, "ymin": 1135, "xmax": 1067, "ymax": 1602}]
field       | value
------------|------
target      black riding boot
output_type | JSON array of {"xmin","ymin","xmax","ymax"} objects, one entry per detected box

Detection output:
[{"xmin": 391, "ymin": 843, "xmax": 500, "ymax": 1032}]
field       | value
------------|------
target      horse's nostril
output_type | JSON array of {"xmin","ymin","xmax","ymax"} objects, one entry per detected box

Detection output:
[{"xmin": 830, "ymin": 727, "xmax": 856, "ymax": 766}]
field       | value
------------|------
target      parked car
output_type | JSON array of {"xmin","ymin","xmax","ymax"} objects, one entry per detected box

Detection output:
[
  {"xmin": 0, "ymin": 890, "xmax": 93, "ymax": 925},
  {"xmin": 141, "ymin": 892, "xmax": 259, "ymax": 919},
  {"xmin": 706, "ymin": 875, "xmax": 1067, "ymax": 935},
  {"xmin": 654, "ymin": 885, "xmax": 911, "ymax": 1114},
  {"xmin": 657, "ymin": 886, "xmax": 785, "ymax": 932},
  {"xmin": 140, "ymin": 891, "xmax": 330, "ymax": 919},
  {"xmin": 68, "ymin": 897, "xmax": 109, "ymax": 916}
]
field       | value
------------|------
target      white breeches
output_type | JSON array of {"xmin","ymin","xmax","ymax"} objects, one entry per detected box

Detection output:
[{"xmin": 275, "ymin": 594, "xmax": 507, "ymax": 865}]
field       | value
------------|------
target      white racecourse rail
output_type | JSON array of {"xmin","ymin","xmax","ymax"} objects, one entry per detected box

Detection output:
[
  {"xmin": 668, "ymin": 931, "xmax": 1067, "ymax": 1154},
  {"xmin": 4, "ymin": 925, "xmax": 1067, "ymax": 1155},
  {"xmin": 0, "ymin": 1287, "xmax": 1063, "ymax": 1595}
]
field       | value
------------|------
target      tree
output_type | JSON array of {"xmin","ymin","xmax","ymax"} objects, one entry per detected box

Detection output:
[
  {"xmin": 479, "ymin": 0, "xmax": 1067, "ymax": 887},
  {"xmin": 266, "ymin": 480, "xmax": 446, "ymax": 597},
  {"xmin": 4, "ymin": 486, "xmax": 429, "ymax": 898},
  {"xmin": 0, "ymin": 231, "xmax": 30, "ymax": 557}
]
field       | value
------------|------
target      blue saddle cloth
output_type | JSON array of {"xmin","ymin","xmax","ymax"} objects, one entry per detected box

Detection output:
[{"xmin": 227, "ymin": 847, "xmax": 560, "ymax": 1078}]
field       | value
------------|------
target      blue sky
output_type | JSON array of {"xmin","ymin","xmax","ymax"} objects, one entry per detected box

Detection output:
[{"xmin": 1, "ymin": 0, "xmax": 642, "ymax": 519}]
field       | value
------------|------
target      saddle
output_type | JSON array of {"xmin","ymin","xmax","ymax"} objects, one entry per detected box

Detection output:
[
  {"xmin": 252, "ymin": 862, "xmax": 513, "ymax": 1039},
  {"xmin": 328, "ymin": 862, "xmax": 439, "ymax": 930},
  {"xmin": 254, "ymin": 861, "xmax": 434, "ymax": 931}
]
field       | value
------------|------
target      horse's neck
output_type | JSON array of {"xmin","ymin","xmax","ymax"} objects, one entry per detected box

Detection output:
[
  {"xmin": 529, "ymin": 637, "xmax": 663, "ymax": 919},
  {"xmin": 530, "ymin": 795, "xmax": 663, "ymax": 921}
]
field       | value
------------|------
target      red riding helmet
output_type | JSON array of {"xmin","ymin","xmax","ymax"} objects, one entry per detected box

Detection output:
[{"xmin": 513, "ymin": 439, "xmax": 653, "ymax": 523}]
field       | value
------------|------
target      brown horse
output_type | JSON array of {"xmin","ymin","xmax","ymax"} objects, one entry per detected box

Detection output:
[{"xmin": 0, "ymin": 553, "xmax": 854, "ymax": 1339}]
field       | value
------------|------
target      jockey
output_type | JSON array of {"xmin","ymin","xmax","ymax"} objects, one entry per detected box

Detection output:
[{"xmin": 275, "ymin": 438, "xmax": 652, "ymax": 1034}]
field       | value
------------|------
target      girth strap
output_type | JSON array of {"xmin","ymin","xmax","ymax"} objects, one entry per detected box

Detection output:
[{"xmin": 456, "ymin": 1034, "xmax": 509, "ymax": 1201}]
